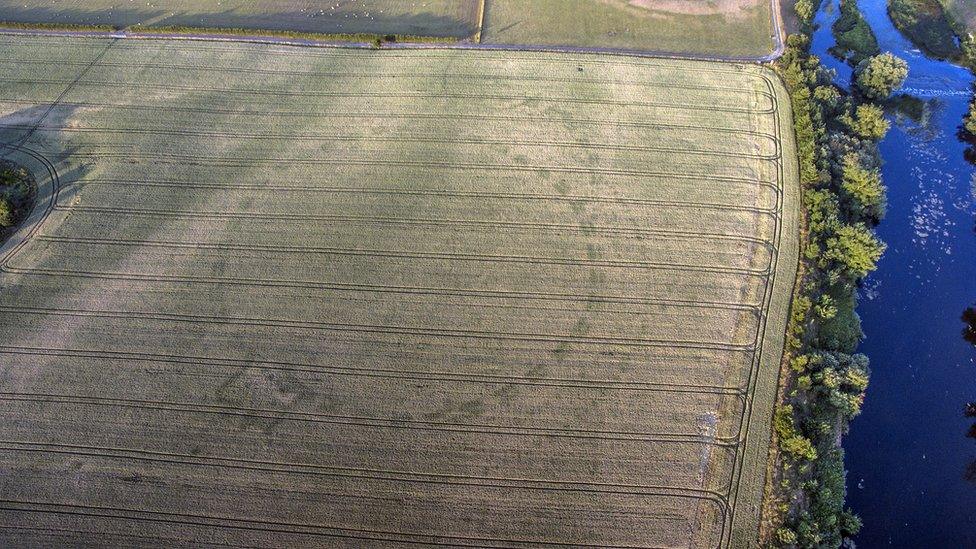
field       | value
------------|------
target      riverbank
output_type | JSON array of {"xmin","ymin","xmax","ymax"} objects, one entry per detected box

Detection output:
[{"xmin": 760, "ymin": 0, "xmax": 899, "ymax": 540}]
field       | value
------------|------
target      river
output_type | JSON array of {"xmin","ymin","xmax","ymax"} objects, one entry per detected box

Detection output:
[{"xmin": 810, "ymin": 0, "xmax": 976, "ymax": 546}]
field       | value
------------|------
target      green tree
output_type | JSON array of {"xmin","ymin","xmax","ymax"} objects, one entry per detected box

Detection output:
[
  {"xmin": 832, "ymin": 0, "xmax": 881, "ymax": 65},
  {"xmin": 850, "ymin": 102, "xmax": 890, "ymax": 140},
  {"xmin": 840, "ymin": 154, "xmax": 886, "ymax": 222},
  {"xmin": 963, "ymin": 34, "xmax": 976, "ymax": 70},
  {"xmin": 795, "ymin": 0, "xmax": 815, "ymax": 25},
  {"xmin": 854, "ymin": 53, "xmax": 909, "ymax": 100},
  {"xmin": 816, "ymin": 288, "xmax": 864, "ymax": 353},
  {"xmin": 824, "ymin": 223, "xmax": 886, "ymax": 280},
  {"xmin": 775, "ymin": 405, "xmax": 818, "ymax": 461}
]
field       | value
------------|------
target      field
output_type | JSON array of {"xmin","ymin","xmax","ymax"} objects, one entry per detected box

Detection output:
[
  {"xmin": 0, "ymin": 0, "xmax": 784, "ymax": 56},
  {"xmin": 481, "ymin": 0, "xmax": 777, "ymax": 56},
  {"xmin": 0, "ymin": 36, "xmax": 799, "ymax": 547},
  {"xmin": 0, "ymin": 0, "xmax": 482, "ymax": 38}
]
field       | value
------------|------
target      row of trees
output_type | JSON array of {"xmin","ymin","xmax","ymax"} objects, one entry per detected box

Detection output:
[{"xmin": 770, "ymin": 4, "xmax": 908, "ymax": 546}]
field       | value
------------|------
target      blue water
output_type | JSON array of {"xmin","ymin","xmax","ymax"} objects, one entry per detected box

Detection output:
[{"xmin": 810, "ymin": 0, "xmax": 976, "ymax": 546}]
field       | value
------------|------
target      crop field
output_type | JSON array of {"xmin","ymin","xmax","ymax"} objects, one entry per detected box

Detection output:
[
  {"xmin": 0, "ymin": 0, "xmax": 482, "ymax": 38},
  {"xmin": 481, "ymin": 0, "xmax": 777, "ymax": 56},
  {"xmin": 0, "ymin": 36, "xmax": 798, "ymax": 547}
]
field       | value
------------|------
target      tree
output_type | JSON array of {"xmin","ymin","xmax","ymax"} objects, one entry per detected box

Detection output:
[
  {"xmin": 964, "ymin": 99, "xmax": 976, "ymax": 136},
  {"xmin": 0, "ymin": 198, "xmax": 12, "ymax": 228},
  {"xmin": 775, "ymin": 405, "xmax": 819, "ymax": 462},
  {"xmin": 962, "ymin": 33, "xmax": 976, "ymax": 71},
  {"xmin": 795, "ymin": 0, "xmax": 814, "ymax": 24},
  {"xmin": 824, "ymin": 223, "xmax": 886, "ymax": 280},
  {"xmin": 850, "ymin": 103, "xmax": 890, "ymax": 140},
  {"xmin": 840, "ymin": 154, "xmax": 886, "ymax": 222},
  {"xmin": 808, "ymin": 352, "xmax": 870, "ymax": 420},
  {"xmin": 854, "ymin": 53, "xmax": 909, "ymax": 100}
]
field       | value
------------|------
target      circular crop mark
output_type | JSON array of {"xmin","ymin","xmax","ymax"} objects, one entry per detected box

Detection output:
[{"xmin": 0, "ymin": 159, "xmax": 37, "ymax": 242}]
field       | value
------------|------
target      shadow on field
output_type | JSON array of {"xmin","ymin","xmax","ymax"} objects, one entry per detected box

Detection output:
[
  {"xmin": 0, "ymin": 101, "xmax": 86, "ymax": 232},
  {"xmin": 0, "ymin": 5, "xmax": 478, "ymax": 38},
  {"xmin": 0, "ymin": 102, "xmax": 83, "ymax": 152}
]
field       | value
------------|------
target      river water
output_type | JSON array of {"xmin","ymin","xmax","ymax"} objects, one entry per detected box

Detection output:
[{"xmin": 810, "ymin": 0, "xmax": 976, "ymax": 546}]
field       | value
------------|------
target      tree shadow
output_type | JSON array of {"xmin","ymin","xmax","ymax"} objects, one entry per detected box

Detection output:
[
  {"xmin": 963, "ymin": 305, "xmax": 976, "ymax": 484},
  {"xmin": 963, "ymin": 305, "xmax": 976, "ymax": 347},
  {"xmin": 0, "ymin": 101, "xmax": 86, "ymax": 240}
]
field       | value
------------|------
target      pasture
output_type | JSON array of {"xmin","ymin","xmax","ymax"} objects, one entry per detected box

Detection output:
[
  {"xmin": 481, "ymin": 0, "xmax": 778, "ymax": 56},
  {"xmin": 0, "ymin": 36, "xmax": 798, "ymax": 547},
  {"xmin": 0, "ymin": 0, "xmax": 482, "ymax": 38}
]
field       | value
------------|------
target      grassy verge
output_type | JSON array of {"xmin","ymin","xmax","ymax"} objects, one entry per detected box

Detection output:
[{"xmin": 0, "ymin": 160, "xmax": 34, "ymax": 237}]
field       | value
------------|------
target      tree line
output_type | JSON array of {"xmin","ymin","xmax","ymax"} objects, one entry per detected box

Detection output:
[{"xmin": 768, "ymin": 2, "xmax": 908, "ymax": 546}]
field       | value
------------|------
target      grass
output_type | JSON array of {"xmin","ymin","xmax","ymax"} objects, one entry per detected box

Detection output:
[
  {"xmin": 0, "ymin": 35, "xmax": 799, "ymax": 547},
  {"xmin": 480, "ymin": 0, "xmax": 777, "ymax": 56},
  {"xmin": 0, "ymin": 0, "xmax": 482, "ymax": 38}
]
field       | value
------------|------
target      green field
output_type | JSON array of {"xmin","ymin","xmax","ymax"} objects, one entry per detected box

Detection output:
[
  {"xmin": 481, "ymin": 0, "xmax": 777, "ymax": 56},
  {"xmin": 0, "ymin": 36, "xmax": 798, "ymax": 547},
  {"xmin": 0, "ymin": 0, "xmax": 482, "ymax": 38}
]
